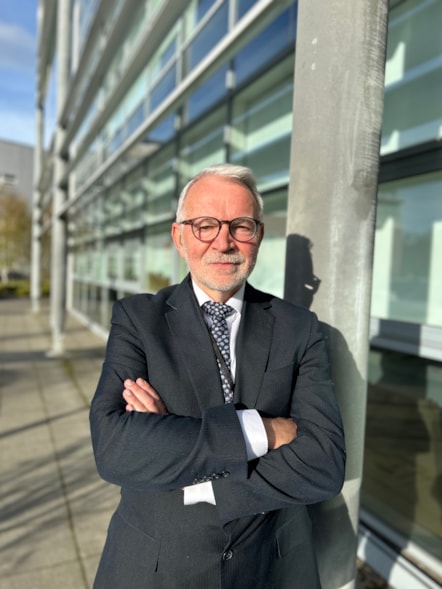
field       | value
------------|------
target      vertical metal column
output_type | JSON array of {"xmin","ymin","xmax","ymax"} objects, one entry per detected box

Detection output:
[
  {"xmin": 49, "ymin": 0, "xmax": 71, "ymax": 355},
  {"xmin": 31, "ymin": 104, "xmax": 43, "ymax": 313},
  {"xmin": 284, "ymin": 1, "xmax": 388, "ymax": 588}
]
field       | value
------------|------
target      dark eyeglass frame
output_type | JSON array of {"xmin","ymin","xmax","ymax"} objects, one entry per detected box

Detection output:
[{"xmin": 179, "ymin": 216, "xmax": 263, "ymax": 243}]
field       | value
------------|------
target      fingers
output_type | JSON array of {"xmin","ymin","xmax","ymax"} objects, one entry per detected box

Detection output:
[{"xmin": 122, "ymin": 378, "xmax": 168, "ymax": 414}]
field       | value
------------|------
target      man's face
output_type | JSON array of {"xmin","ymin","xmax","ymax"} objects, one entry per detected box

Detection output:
[{"xmin": 171, "ymin": 175, "xmax": 264, "ymax": 302}]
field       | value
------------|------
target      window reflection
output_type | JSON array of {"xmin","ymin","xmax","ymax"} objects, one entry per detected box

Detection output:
[
  {"xmin": 180, "ymin": 108, "xmax": 226, "ymax": 184},
  {"xmin": 372, "ymin": 172, "xmax": 442, "ymax": 326},
  {"xmin": 144, "ymin": 226, "xmax": 174, "ymax": 292},
  {"xmin": 363, "ymin": 348, "xmax": 441, "ymax": 560},
  {"xmin": 235, "ymin": 5, "xmax": 297, "ymax": 86},
  {"xmin": 381, "ymin": 0, "xmax": 442, "ymax": 154},
  {"xmin": 186, "ymin": 66, "xmax": 228, "ymax": 123},
  {"xmin": 231, "ymin": 56, "xmax": 294, "ymax": 191},
  {"xmin": 184, "ymin": 3, "xmax": 228, "ymax": 73},
  {"xmin": 250, "ymin": 190, "xmax": 288, "ymax": 298}
]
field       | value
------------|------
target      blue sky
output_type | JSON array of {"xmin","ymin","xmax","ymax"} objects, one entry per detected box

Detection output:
[{"xmin": 0, "ymin": 0, "xmax": 38, "ymax": 146}]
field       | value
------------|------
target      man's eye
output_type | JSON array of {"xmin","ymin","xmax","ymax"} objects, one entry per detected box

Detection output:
[{"xmin": 235, "ymin": 223, "xmax": 253, "ymax": 233}]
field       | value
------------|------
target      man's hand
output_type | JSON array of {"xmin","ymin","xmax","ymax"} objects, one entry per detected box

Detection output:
[
  {"xmin": 262, "ymin": 417, "xmax": 297, "ymax": 450},
  {"xmin": 123, "ymin": 378, "xmax": 168, "ymax": 414}
]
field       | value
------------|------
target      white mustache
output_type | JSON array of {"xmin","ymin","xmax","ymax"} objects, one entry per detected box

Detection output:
[{"xmin": 204, "ymin": 254, "xmax": 245, "ymax": 264}]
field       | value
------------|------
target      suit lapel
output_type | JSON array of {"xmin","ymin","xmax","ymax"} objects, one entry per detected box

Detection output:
[
  {"xmin": 165, "ymin": 278, "xmax": 225, "ymax": 411},
  {"xmin": 234, "ymin": 284, "xmax": 274, "ymax": 408}
]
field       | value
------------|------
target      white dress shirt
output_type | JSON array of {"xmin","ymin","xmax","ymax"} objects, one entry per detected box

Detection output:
[{"xmin": 183, "ymin": 282, "xmax": 268, "ymax": 506}]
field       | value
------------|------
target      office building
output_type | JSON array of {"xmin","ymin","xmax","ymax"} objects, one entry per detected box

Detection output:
[{"xmin": 33, "ymin": 1, "xmax": 441, "ymax": 586}]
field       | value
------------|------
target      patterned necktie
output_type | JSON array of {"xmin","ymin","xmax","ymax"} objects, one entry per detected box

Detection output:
[{"xmin": 202, "ymin": 301, "xmax": 234, "ymax": 403}]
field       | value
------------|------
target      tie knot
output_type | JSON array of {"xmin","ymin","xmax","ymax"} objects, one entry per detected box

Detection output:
[{"xmin": 202, "ymin": 301, "xmax": 234, "ymax": 321}]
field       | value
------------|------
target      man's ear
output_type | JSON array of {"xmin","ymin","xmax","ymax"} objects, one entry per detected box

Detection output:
[{"xmin": 171, "ymin": 223, "xmax": 186, "ymax": 259}]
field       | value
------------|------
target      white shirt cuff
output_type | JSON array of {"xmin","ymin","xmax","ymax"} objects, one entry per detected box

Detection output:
[
  {"xmin": 182, "ymin": 409, "xmax": 267, "ymax": 506},
  {"xmin": 237, "ymin": 409, "xmax": 268, "ymax": 460},
  {"xmin": 183, "ymin": 481, "xmax": 216, "ymax": 505}
]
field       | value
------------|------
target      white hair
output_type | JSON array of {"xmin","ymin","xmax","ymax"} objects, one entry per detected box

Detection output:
[{"xmin": 175, "ymin": 163, "xmax": 264, "ymax": 222}]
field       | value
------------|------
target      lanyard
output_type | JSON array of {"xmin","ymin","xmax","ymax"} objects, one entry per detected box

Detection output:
[{"xmin": 206, "ymin": 328, "xmax": 235, "ymax": 393}]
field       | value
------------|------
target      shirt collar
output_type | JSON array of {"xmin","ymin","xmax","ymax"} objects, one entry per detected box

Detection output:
[{"xmin": 192, "ymin": 280, "xmax": 244, "ymax": 315}]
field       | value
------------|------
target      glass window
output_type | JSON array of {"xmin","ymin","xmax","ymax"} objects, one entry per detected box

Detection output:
[
  {"xmin": 150, "ymin": 65, "xmax": 177, "ymax": 112},
  {"xmin": 363, "ymin": 348, "xmax": 442, "ymax": 561},
  {"xmin": 234, "ymin": 4, "xmax": 297, "ymax": 86},
  {"xmin": 186, "ymin": 65, "xmax": 228, "ymax": 123},
  {"xmin": 237, "ymin": 0, "xmax": 258, "ymax": 20},
  {"xmin": 72, "ymin": 280, "xmax": 89, "ymax": 315},
  {"xmin": 143, "ymin": 223, "xmax": 175, "ymax": 292},
  {"xmin": 196, "ymin": 0, "xmax": 216, "ymax": 23},
  {"xmin": 87, "ymin": 283, "xmax": 102, "ymax": 324},
  {"xmin": 76, "ymin": 139, "xmax": 99, "ymax": 193},
  {"xmin": 127, "ymin": 102, "xmax": 145, "ymax": 137},
  {"xmin": 91, "ymin": 246, "xmax": 105, "ymax": 282},
  {"xmin": 381, "ymin": 0, "xmax": 442, "ymax": 154},
  {"xmin": 106, "ymin": 243, "xmax": 120, "ymax": 280},
  {"xmin": 105, "ymin": 287, "xmax": 119, "ymax": 327},
  {"xmin": 73, "ymin": 249, "xmax": 87, "ymax": 278},
  {"xmin": 184, "ymin": 3, "xmax": 228, "ymax": 73},
  {"xmin": 145, "ymin": 113, "xmax": 176, "ymax": 143},
  {"xmin": 185, "ymin": 0, "xmax": 217, "ymax": 34},
  {"xmin": 180, "ymin": 108, "xmax": 226, "ymax": 186},
  {"xmin": 104, "ymin": 184, "xmax": 123, "ymax": 236},
  {"xmin": 123, "ymin": 237, "xmax": 142, "ymax": 282},
  {"xmin": 371, "ymin": 172, "xmax": 442, "ymax": 326},
  {"xmin": 249, "ymin": 190, "xmax": 288, "ymax": 298},
  {"xmin": 150, "ymin": 32, "xmax": 177, "ymax": 85},
  {"xmin": 231, "ymin": 56, "xmax": 294, "ymax": 191},
  {"xmin": 122, "ymin": 165, "xmax": 147, "ymax": 230},
  {"xmin": 145, "ymin": 146, "xmax": 176, "ymax": 223},
  {"xmin": 148, "ymin": 28, "xmax": 178, "ymax": 117},
  {"xmin": 124, "ymin": 70, "xmax": 149, "ymax": 137}
]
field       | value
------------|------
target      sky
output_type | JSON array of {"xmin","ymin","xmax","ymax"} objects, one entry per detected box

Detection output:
[{"xmin": 0, "ymin": 0, "xmax": 38, "ymax": 147}]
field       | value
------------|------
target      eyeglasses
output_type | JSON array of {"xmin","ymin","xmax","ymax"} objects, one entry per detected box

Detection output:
[{"xmin": 179, "ymin": 216, "xmax": 262, "ymax": 243}]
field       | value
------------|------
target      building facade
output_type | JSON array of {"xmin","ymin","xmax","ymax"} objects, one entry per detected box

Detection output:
[{"xmin": 33, "ymin": 0, "xmax": 441, "ymax": 586}]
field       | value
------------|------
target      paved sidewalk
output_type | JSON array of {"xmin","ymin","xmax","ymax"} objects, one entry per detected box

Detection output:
[
  {"xmin": 0, "ymin": 297, "xmax": 389, "ymax": 589},
  {"xmin": 0, "ymin": 298, "xmax": 118, "ymax": 589}
]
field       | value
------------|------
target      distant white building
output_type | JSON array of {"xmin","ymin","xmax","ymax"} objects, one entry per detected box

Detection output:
[{"xmin": 0, "ymin": 139, "xmax": 34, "ymax": 206}]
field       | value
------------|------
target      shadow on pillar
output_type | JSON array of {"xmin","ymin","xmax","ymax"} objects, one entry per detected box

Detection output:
[{"xmin": 284, "ymin": 233, "xmax": 364, "ymax": 588}]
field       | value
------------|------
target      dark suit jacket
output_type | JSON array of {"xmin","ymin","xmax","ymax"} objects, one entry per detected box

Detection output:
[{"xmin": 90, "ymin": 276, "xmax": 345, "ymax": 589}]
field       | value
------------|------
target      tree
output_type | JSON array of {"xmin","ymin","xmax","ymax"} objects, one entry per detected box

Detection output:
[{"xmin": 0, "ymin": 187, "xmax": 31, "ymax": 282}]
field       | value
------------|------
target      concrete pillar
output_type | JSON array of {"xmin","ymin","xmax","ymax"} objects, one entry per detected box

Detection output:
[
  {"xmin": 284, "ymin": 1, "xmax": 388, "ymax": 588},
  {"xmin": 49, "ymin": 0, "xmax": 71, "ymax": 355}
]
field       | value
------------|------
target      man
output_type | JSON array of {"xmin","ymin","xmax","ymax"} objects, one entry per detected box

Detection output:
[{"xmin": 90, "ymin": 164, "xmax": 345, "ymax": 589}]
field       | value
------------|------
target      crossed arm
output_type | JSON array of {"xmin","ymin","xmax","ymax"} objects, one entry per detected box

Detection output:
[
  {"xmin": 122, "ymin": 377, "xmax": 297, "ymax": 450},
  {"xmin": 91, "ymin": 299, "xmax": 345, "ymax": 522}
]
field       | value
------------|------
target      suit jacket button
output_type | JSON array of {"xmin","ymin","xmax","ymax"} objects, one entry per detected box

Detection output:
[{"xmin": 222, "ymin": 550, "xmax": 233, "ymax": 561}]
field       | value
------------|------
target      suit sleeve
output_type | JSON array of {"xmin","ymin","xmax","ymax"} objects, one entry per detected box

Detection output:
[
  {"xmin": 89, "ymin": 300, "xmax": 248, "ymax": 492},
  {"xmin": 213, "ymin": 313, "xmax": 346, "ymax": 524}
]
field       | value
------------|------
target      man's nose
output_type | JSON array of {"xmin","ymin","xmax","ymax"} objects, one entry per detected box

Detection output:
[{"xmin": 212, "ymin": 222, "xmax": 236, "ymax": 250}]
